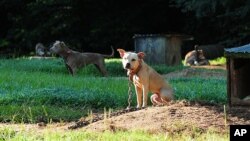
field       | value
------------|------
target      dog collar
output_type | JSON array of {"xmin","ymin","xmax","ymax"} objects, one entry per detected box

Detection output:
[{"xmin": 128, "ymin": 59, "xmax": 142, "ymax": 81}]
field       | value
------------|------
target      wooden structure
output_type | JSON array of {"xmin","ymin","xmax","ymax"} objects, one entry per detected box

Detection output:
[
  {"xmin": 133, "ymin": 34, "xmax": 193, "ymax": 65},
  {"xmin": 225, "ymin": 43, "xmax": 250, "ymax": 106}
]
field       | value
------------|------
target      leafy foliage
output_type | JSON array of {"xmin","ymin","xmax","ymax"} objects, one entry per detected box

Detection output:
[
  {"xmin": 172, "ymin": 0, "xmax": 250, "ymax": 46},
  {"xmin": 4, "ymin": 0, "xmax": 250, "ymax": 56},
  {"xmin": 0, "ymin": 0, "xmax": 186, "ymax": 55}
]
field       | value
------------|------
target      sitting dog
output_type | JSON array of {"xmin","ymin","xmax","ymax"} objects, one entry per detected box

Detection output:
[
  {"xmin": 184, "ymin": 46, "xmax": 210, "ymax": 66},
  {"xmin": 117, "ymin": 49, "xmax": 173, "ymax": 108},
  {"xmin": 50, "ymin": 41, "xmax": 114, "ymax": 76}
]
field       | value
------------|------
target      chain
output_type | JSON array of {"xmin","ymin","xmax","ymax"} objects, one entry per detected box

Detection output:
[
  {"xmin": 127, "ymin": 78, "xmax": 133, "ymax": 110},
  {"xmin": 68, "ymin": 78, "xmax": 137, "ymax": 130}
]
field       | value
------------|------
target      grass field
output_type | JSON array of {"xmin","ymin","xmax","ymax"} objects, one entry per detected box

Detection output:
[
  {"xmin": 0, "ymin": 126, "xmax": 228, "ymax": 141},
  {"xmin": 0, "ymin": 57, "xmax": 227, "ymax": 140}
]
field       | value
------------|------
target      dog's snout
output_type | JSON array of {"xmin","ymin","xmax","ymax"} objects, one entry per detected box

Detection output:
[{"xmin": 125, "ymin": 63, "xmax": 131, "ymax": 69}]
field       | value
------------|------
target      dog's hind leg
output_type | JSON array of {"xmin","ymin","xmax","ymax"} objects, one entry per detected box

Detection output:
[
  {"xmin": 66, "ymin": 64, "xmax": 74, "ymax": 76},
  {"xmin": 94, "ymin": 60, "xmax": 107, "ymax": 76},
  {"xmin": 159, "ymin": 88, "xmax": 173, "ymax": 104},
  {"xmin": 150, "ymin": 93, "xmax": 165, "ymax": 106}
]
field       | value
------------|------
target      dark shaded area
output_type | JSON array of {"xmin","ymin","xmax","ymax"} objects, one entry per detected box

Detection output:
[
  {"xmin": 196, "ymin": 44, "xmax": 225, "ymax": 60},
  {"xmin": 0, "ymin": 0, "xmax": 250, "ymax": 58},
  {"xmin": 225, "ymin": 44, "xmax": 250, "ymax": 106},
  {"xmin": 233, "ymin": 59, "xmax": 250, "ymax": 98}
]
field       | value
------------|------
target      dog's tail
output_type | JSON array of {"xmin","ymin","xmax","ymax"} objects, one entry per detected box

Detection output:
[{"xmin": 102, "ymin": 46, "xmax": 114, "ymax": 58}]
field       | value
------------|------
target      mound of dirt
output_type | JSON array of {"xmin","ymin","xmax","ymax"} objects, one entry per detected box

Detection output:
[
  {"xmin": 2, "ymin": 101, "xmax": 249, "ymax": 135},
  {"xmin": 165, "ymin": 65, "xmax": 226, "ymax": 79},
  {"xmin": 81, "ymin": 101, "xmax": 250, "ymax": 133}
]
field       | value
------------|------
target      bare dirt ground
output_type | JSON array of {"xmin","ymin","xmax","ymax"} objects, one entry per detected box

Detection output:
[
  {"xmin": 1, "ymin": 65, "xmax": 250, "ymax": 135},
  {"xmin": 165, "ymin": 64, "xmax": 226, "ymax": 79},
  {"xmin": 82, "ymin": 101, "xmax": 250, "ymax": 134}
]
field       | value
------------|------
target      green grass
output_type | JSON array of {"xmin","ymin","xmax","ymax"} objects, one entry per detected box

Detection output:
[
  {"xmin": 172, "ymin": 77, "xmax": 226, "ymax": 103},
  {"xmin": 0, "ymin": 57, "xmax": 228, "ymax": 140},
  {"xmin": 0, "ymin": 126, "xmax": 228, "ymax": 141},
  {"xmin": 209, "ymin": 57, "xmax": 226, "ymax": 65},
  {"xmin": 0, "ymin": 58, "xmax": 226, "ymax": 123}
]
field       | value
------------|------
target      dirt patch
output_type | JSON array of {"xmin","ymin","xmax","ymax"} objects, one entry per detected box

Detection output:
[
  {"xmin": 79, "ymin": 101, "xmax": 250, "ymax": 133},
  {"xmin": 192, "ymin": 64, "xmax": 226, "ymax": 70},
  {"xmin": 2, "ymin": 101, "xmax": 249, "ymax": 134},
  {"xmin": 165, "ymin": 65, "xmax": 226, "ymax": 79}
]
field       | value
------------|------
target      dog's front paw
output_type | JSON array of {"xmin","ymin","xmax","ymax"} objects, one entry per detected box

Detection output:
[
  {"xmin": 136, "ymin": 105, "xmax": 141, "ymax": 109},
  {"xmin": 142, "ymin": 104, "xmax": 147, "ymax": 108}
]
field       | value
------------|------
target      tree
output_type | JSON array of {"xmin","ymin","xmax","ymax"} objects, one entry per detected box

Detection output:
[
  {"xmin": 172, "ymin": 0, "xmax": 250, "ymax": 47},
  {"xmin": 1, "ymin": 0, "xmax": 249, "ymax": 57}
]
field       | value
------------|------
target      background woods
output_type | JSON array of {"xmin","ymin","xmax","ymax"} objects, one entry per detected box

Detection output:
[{"xmin": 0, "ymin": 0, "xmax": 250, "ymax": 57}]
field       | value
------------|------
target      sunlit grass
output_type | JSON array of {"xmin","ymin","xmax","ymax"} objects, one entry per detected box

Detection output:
[
  {"xmin": 209, "ymin": 57, "xmax": 226, "ymax": 65},
  {"xmin": 0, "ymin": 126, "xmax": 228, "ymax": 141},
  {"xmin": 171, "ymin": 77, "xmax": 226, "ymax": 104},
  {"xmin": 0, "ymin": 58, "xmax": 226, "ymax": 123},
  {"xmin": 0, "ymin": 57, "xmax": 228, "ymax": 140}
]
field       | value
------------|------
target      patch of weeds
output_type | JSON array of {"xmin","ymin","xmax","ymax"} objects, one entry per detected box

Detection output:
[{"xmin": 0, "ymin": 128, "xmax": 17, "ymax": 141}]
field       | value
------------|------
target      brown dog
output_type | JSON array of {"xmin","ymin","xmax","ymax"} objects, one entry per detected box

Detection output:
[
  {"xmin": 184, "ymin": 45, "xmax": 210, "ymax": 66},
  {"xmin": 50, "ymin": 41, "xmax": 114, "ymax": 76},
  {"xmin": 117, "ymin": 49, "xmax": 174, "ymax": 108}
]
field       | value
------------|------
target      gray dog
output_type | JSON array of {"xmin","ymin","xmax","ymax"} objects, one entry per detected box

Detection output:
[{"xmin": 50, "ymin": 41, "xmax": 114, "ymax": 76}]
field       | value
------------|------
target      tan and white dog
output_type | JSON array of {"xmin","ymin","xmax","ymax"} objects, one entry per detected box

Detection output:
[{"xmin": 117, "ymin": 49, "xmax": 174, "ymax": 108}]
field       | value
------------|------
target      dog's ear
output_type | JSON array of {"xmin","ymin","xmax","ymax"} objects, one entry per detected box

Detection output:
[
  {"xmin": 137, "ymin": 52, "xmax": 145, "ymax": 59},
  {"xmin": 117, "ymin": 49, "xmax": 126, "ymax": 58}
]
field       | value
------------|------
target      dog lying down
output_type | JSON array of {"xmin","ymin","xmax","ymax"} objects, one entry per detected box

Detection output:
[
  {"xmin": 184, "ymin": 47, "xmax": 210, "ymax": 66},
  {"xmin": 117, "ymin": 49, "xmax": 174, "ymax": 108},
  {"xmin": 50, "ymin": 41, "xmax": 114, "ymax": 76}
]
